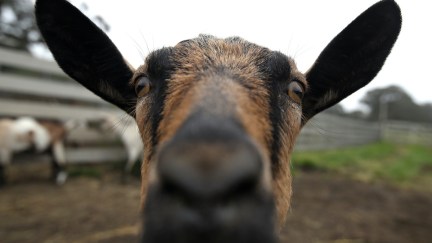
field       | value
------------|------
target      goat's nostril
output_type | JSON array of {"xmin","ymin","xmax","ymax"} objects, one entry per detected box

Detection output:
[
  {"xmin": 223, "ymin": 171, "xmax": 258, "ymax": 199},
  {"xmin": 157, "ymin": 140, "xmax": 263, "ymax": 201}
]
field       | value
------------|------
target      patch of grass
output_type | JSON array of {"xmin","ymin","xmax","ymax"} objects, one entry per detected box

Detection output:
[
  {"xmin": 68, "ymin": 167, "xmax": 102, "ymax": 178},
  {"xmin": 67, "ymin": 161, "xmax": 141, "ymax": 180},
  {"xmin": 292, "ymin": 142, "xmax": 432, "ymax": 190},
  {"xmin": 107, "ymin": 161, "xmax": 141, "ymax": 178}
]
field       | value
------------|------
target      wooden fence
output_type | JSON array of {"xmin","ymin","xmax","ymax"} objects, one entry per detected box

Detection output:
[
  {"xmin": 296, "ymin": 113, "xmax": 380, "ymax": 151},
  {"xmin": 1, "ymin": 47, "xmax": 429, "ymax": 165},
  {"xmin": 381, "ymin": 120, "xmax": 432, "ymax": 146},
  {"xmin": 0, "ymin": 47, "xmax": 127, "ymax": 163}
]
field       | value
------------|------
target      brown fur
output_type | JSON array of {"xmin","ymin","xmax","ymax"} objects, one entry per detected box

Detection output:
[
  {"xmin": 134, "ymin": 36, "xmax": 307, "ymax": 227},
  {"xmin": 38, "ymin": 121, "xmax": 67, "ymax": 144}
]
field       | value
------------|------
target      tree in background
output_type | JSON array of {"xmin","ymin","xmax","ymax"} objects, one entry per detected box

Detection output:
[
  {"xmin": 0, "ymin": 0, "xmax": 42, "ymax": 52},
  {"xmin": 361, "ymin": 85, "xmax": 432, "ymax": 123},
  {"xmin": 324, "ymin": 104, "xmax": 367, "ymax": 120},
  {"xmin": 0, "ymin": 0, "xmax": 109, "ymax": 53},
  {"xmin": 324, "ymin": 86, "xmax": 432, "ymax": 123}
]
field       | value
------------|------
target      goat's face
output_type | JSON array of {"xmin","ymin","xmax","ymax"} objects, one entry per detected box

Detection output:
[
  {"xmin": 36, "ymin": 0, "xmax": 401, "ymax": 242},
  {"xmin": 136, "ymin": 37, "xmax": 303, "ymax": 232}
]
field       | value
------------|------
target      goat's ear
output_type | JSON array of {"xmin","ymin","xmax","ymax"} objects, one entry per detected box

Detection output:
[
  {"xmin": 302, "ymin": 0, "xmax": 402, "ymax": 124},
  {"xmin": 35, "ymin": 0, "xmax": 136, "ymax": 114}
]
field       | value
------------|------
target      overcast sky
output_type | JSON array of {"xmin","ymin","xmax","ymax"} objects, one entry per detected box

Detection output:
[{"xmin": 66, "ymin": 0, "xmax": 430, "ymax": 111}]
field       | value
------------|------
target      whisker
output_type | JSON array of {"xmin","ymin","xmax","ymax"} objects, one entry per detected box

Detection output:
[
  {"xmin": 128, "ymin": 34, "xmax": 146, "ymax": 62},
  {"xmin": 138, "ymin": 29, "xmax": 151, "ymax": 55}
]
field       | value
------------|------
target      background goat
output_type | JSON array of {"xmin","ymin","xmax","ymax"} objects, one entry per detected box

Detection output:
[
  {"xmin": 35, "ymin": 0, "xmax": 401, "ymax": 242},
  {"xmin": 38, "ymin": 119, "xmax": 82, "ymax": 184},
  {"xmin": 0, "ymin": 117, "xmax": 50, "ymax": 185},
  {"xmin": 92, "ymin": 114, "xmax": 144, "ymax": 181},
  {"xmin": 0, "ymin": 117, "xmax": 79, "ymax": 186}
]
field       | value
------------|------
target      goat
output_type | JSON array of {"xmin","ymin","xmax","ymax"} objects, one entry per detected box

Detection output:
[
  {"xmin": 0, "ymin": 117, "xmax": 50, "ymax": 185},
  {"xmin": 0, "ymin": 117, "xmax": 78, "ymax": 186},
  {"xmin": 35, "ymin": 0, "xmax": 401, "ymax": 242},
  {"xmin": 38, "ymin": 119, "xmax": 82, "ymax": 184},
  {"xmin": 0, "ymin": 117, "xmax": 50, "ymax": 157},
  {"xmin": 94, "ymin": 114, "xmax": 144, "ymax": 180}
]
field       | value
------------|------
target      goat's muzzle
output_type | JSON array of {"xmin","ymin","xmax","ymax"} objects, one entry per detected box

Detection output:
[{"xmin": 141, "ymin": 115, "xmax": 277, "ymax": 243}]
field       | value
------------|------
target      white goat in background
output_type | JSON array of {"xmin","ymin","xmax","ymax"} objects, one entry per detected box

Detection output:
[
  {"xmin": 97, "ymin": 115, "xmax": 143, "ymax": 180},
  {"xmin": 0, "ymin": 117, "xmax": 50, "ymax": 162},
  {"xmin": 0, "ymin": 117, "xmax": 79, "ymax": 186},
  {"xmin": 0, "ymin": 117, "xmax": 51, "ymax": 185}
]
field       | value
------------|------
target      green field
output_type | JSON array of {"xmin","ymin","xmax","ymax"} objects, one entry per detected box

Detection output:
[{"xmin": 292, "ymin": 142, "xmax": 432, "ymax": 191}]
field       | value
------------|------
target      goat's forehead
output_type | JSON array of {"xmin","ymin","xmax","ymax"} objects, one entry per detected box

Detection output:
[
  {"xmin": 173, "ymin": 35, "xmax": 288, "ymax": 65},
  {"xmin": 175, "ymin": 35, "xmax": 265, "ymax": 52},
  {"xmin": 135, "ymin": 35, "xmax": 301, "ymax": 84}
]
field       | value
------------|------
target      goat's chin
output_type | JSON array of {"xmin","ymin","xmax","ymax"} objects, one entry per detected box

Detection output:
[{"xmin": 141, "ymin": 186, "xmax": 277, "ymax": 243}]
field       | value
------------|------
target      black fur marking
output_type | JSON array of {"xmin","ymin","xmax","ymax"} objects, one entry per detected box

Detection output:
[
  {"xmin": 260, "ymin": 51, "xmax": 291, "ymax": 83},
  {"xmin": 147, "ymin": 47, "xmax": 175, "ymax": 81},
  {"xmin": 260, "ymin": 52, "xmax": 292, "ymax": 174},
  {"xmin": 145, "ymin": 48, "xmax": 175, "ymax": 159}
]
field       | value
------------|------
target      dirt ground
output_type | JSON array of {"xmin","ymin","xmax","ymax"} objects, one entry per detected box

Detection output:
[{"xmin": 1, "ymin": 164, "xmax": 432, "ymax": 243}]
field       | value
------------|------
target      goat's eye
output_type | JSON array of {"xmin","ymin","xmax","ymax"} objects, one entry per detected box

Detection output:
[
  {"xmin": 287, "ymin": 81, "xmax": 304, "ymax": 103},
  {"xmin": 135, "ymin": 76, "xmax": 152, "ymax": 97}
]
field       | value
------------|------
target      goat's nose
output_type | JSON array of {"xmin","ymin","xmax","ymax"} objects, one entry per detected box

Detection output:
[{"xmin": 157, "ymin": 138, "xmax": 262, "ymax": 200}]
